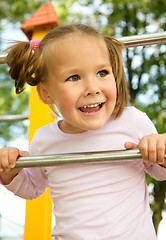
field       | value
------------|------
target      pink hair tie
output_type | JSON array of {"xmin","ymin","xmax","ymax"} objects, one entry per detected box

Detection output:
[{"xmin": 30, "ymin": 38, "xmax": 41, "ymax": 51}]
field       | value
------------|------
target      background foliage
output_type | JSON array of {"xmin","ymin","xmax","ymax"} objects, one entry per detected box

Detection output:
[{"xmin": 0, "ymin": 0, "xmax": 166, "ymax": 233}]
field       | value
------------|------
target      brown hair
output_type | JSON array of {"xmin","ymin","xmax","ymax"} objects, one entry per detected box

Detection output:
[{"xmin": 6, "ymin": 24, "xmax": 128, "ymax": 117}]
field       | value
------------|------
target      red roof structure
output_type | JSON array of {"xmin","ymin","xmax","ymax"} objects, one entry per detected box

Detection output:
[{"xmin": 20, "ymin": 2, "xmax": 60, "ymax": 40}]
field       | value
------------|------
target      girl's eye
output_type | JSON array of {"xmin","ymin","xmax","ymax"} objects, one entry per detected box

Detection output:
[
  {"xmin": 66, "ymin": 75, "xmax": 80, "ymax": 81},
  {"xmin": 97, "ymin": 70, "xmax": 108, "ymax": 78}
]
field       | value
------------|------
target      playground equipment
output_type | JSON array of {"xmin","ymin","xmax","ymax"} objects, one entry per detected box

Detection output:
[{"xmin": 0, "ymin": 2, "xmax": 166, "ymax": 240}]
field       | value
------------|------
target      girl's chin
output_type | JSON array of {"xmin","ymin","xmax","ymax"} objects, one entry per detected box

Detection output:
[{"xmin": 59, "ymin": 116, "xmax": 108, "ymax": 134}]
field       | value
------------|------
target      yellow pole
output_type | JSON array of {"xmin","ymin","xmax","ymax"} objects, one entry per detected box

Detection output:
[{"xmin": 24, "ymin": 29, "xmax": 54, "ymax": 240}]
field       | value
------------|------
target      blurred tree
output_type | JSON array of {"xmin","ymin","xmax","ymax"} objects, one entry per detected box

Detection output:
[
  {"xmin": 0, "ymin": 0, "xmax": 46, "ymax": 23},
  {"xmin": 0, "ymin": 64, "xmax": 28, "ymax": 146},
  {"xmin": 0, "ymin": 0, "xmax": 47, "ymax": 146},
  {"xmin": 108, "ymin": 1, "xmax": 166, "ymax": 233}
]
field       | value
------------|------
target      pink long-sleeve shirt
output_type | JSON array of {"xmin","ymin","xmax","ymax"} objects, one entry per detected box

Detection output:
[{"xmin": 4, "ymin": 107, "xmax": 166, "ymax": 239}]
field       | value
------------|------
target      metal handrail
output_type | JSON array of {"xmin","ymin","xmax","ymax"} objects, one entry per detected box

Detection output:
[
  {"xmin": 0, "ymin": 114, "xmax": 29, "ymax": 122},
  {"xmin": 0, "ymin": 31, "xmax": 166, "ymax": 64},
  {"xmin": 15, "ymin": 149, "xmax": 143, "ymax": 168},
  {"xmin": 119, "ymin": 31, "xmax": 166, "ymax": 47},
  {"xmin": 0, "ymin": 55, "xmax": 6, "ymax": 64}
]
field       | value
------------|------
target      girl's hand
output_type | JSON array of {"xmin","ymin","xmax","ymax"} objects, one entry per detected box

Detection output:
[
  {"xmin": 125, "ymin": 134, "xmax": 166, "ymax": 166},
  {"xmin": 0, "ymin": 147, "xmax": 29, "ymax": 184}
]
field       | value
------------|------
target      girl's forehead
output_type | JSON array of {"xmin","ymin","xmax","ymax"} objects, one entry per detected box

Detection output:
[
  {"xmin": 46, "ymin": 33, "xmax": 107, "ymax": 57},
  {"xmin": 43, "ymin": 33, "xmax": 110, "ymax": 79}
]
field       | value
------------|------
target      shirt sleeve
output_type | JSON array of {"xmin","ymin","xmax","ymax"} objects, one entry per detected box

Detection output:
[
  {"xmin": 2, "ymin": 130, "xmax": 48, "ymax": 200},
  {"xmin": 134, "ymin": 108, "xmax": 166, "ymax": 181}
]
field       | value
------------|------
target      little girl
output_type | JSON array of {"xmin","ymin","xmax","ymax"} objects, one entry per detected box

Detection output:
[{"xmin": 0, "ymin": 24, "xmax": 166, "ymax": 240}]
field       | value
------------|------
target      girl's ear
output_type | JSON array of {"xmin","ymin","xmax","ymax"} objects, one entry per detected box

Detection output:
[{"xmin": 36, "ymin": 83, "xmax": 54, "ymax": 104}]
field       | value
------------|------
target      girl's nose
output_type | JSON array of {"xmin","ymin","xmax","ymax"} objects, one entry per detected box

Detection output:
[
  {"xmin": 83, "ymin": 80, "xmax": 101, "ymax": 97},
  {"xmin": 87, "ymin": 89, "xmax": 101, "ymax": 96},
  {"xmin": 84, "ymin": 87, "xmax": 101, "ymax": 97}
]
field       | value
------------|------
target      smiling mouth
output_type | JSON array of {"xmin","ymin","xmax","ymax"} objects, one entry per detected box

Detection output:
[{"xmin": 78, "ymin": 103, "xmax": 104, "ymax": 113}]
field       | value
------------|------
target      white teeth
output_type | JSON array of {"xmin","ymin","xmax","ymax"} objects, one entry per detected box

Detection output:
[{"xmin": 83, "ymin": 104, "xmax": 99, "ymax": 108}]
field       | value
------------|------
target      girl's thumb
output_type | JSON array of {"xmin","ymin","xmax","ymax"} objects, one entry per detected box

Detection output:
[
  {"xmin": 124, "ymin": 142, "xmax": 138, "ymax": 150},
  {"xmin": 19, "ymin": 150, "xmax": 29, "ymax": 157}
]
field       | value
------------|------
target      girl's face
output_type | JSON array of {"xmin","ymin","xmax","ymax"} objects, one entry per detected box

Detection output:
[{"xmin": 40, "ymin": 34, "xmax": 117, "ymax": 134}]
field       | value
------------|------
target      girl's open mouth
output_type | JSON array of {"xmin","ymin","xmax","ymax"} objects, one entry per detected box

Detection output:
[{"xmin": 78, "ymin": 102, "xmax": 104, "ymax": 114}]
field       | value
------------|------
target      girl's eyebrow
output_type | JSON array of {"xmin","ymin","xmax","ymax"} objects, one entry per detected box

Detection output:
[
  {"xmin": 59, "ymin": 63, "xmax": 112, "ymax": 77},
  {"xmin": 59, "ymin": 68, "xmax": 80, "ymax": 77},
  {"xmin": 96, "ymin": 63, "xmax": 112, "ymax": 69}
]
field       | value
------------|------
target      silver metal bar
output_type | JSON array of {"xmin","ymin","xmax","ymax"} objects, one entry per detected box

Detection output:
[
  {"xmin": 0, "ymin": 32, "xmax": 166, "ymax": 65},
  {"xmin": 0, "ymin": 114, "xmax": 29, "ymax": 122},
  {"xmin": 15, "ymin": 149, "xmax": 143, "ymax": 168},
  {"xmin": 0, "ymin": 55, "xmax": 6, "ymax": 64},
  {"xmin": 119, "ymin": 31, "xmax": 166, "ymax": 47}
]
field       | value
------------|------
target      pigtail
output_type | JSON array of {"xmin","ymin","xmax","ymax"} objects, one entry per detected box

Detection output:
[
  {"xmin": 104, "ymin": 36, "xmax": 129, "ymax": 116},
  {"xmin": 5, "ymin": 41, "xmax": 41, "ymax": 94}
]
